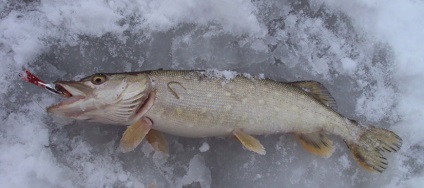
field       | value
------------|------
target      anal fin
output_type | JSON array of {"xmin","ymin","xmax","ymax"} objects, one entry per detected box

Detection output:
[
  {"xmin": 233, "ymin": 130, "xmax": 266, "ymax": 155},
  {"xmin": 294, "ymin": 132, "xmax": 334, "ymax": 158},
  {"xmin": 146, "ymin": 129, "xmax": 169, "ymax": 154},
  {"xmin": 120, "ymin": 117, "xmax": 152, "ymax": 153}
]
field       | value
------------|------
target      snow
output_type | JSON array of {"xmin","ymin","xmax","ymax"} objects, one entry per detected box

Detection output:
[
  {"xmin": 179, "ymin": 155, "xmax": 211, "ymax": 188},
  {"xmin": 199, "ymin": 142, "xmax": 210, "ymax": 152},
  {"xmin": 340, "ymin": 57, "xmax": 358, "ymax": 74},
  {"xmin": 1, "ymin": 0, "xmax": 423, "ymax": 187},
  {"xmin": 203, "ymin": 69, "xmax": 238, "ymax": 81}
]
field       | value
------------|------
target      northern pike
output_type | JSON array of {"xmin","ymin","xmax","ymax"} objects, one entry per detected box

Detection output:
[{"xmin": 41, "ymin": 70, "xmax": 401, "ymax": 173}]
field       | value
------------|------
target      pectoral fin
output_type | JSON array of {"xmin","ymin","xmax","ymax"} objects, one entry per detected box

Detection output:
[
  {"xmin": 146, "ymin": 130, "xmax": 169, "ymax": 154},
  {"xmin": 233, "ymin": 130, "xmax": 266, "ymax": 155},
  {"xmin": 120, "ymin": 117, "xmax": 152, "ymax": 153},
  {"xmin": 294, "ymin": 132, "xmax": 334, "ymax": 158}
]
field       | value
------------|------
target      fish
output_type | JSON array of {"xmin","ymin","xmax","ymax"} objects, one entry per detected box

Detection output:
[{"xmin": 43, "ymin": 70, "xmax": 402, "ymax": 173}]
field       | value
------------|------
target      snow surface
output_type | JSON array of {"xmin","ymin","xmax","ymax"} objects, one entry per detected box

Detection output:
[
  {"xmin": 199, "ymin": 142, "xmax": 210, "ymax": 153},
  {"xmin": 1, "ymin": 0, "xmax": 423, "ymax": 187}
]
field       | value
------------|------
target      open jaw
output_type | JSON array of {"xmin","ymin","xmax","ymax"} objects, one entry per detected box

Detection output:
[
  {"xmin": 47, "ymin": 83, "xmax": 85, "ymax": 111},
  {"xmin": 47, "ymin": 82, "xmax": 155, "ymax": 121},
  {"xmin": 54, "ymin": 84, "xmax": 73, "ymax": 97}
]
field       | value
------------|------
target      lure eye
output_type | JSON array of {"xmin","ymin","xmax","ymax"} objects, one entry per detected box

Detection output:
[{"xmin": 91, "ymin": 74, "xmax": 107, "ymax": 85}]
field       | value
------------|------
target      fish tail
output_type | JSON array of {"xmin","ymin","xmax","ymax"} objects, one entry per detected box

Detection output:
[{"xmin": 346, "ymin": 125, "xmax": 402, "ymax": 173}]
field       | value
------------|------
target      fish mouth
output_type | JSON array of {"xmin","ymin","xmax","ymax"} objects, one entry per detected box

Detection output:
[
  {"xmin": 46, "ymin": 83, "xmax": 87, "ymax": 113},
  {"xmin": 54, "ymin": 84, "xmax": 73, "ymax": 97},
  {"xmin": 47, "ymin": 81, "xmax": 154, "ymax": 121}
]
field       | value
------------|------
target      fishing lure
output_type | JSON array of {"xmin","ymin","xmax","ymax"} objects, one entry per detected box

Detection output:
[{"xmin": 19, "ymin": 70, "xmax": 70, "ymax": 97}]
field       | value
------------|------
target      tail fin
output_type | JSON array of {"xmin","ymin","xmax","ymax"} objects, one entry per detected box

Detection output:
[{"xmin": 346, "ymin": 126, "xmax": 402, "ymax": 173}]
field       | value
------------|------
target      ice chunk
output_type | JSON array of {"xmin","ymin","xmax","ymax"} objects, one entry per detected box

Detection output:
[{"xmin": 199, "ymin": 142, "xmax": 210, "ymax": 152}]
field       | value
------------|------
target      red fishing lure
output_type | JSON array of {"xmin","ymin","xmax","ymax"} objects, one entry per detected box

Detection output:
[
  {"xmin": 20, "ymin": 70, "xmax": 49, "ymax": 88},
  {"xmin": 19, "ymin": 70, "xmax": 68, "ymax": 96}
]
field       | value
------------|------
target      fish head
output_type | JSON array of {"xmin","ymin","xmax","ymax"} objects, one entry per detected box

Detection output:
[{"xmin": 47, "ymin": 73, "xmax": 153, "ymax": 125}]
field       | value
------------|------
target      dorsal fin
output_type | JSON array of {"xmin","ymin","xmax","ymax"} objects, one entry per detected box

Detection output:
[{"xmin": 290, "ymin": 81, "xmax": 337, "ymax": 111}]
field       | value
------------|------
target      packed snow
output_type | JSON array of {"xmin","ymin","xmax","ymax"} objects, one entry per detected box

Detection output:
[{"xmin": 1, "ymin": 0, "xmax": 423, "ymax": 187}]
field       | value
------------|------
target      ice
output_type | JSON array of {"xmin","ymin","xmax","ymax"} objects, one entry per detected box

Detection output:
[
  {"xmin": 1, "ymin": 0, "xmax": 424, "ymax": 187},
  {"xmin": 179, "ymin": 155, "xmax": 211, "ymax": 188}
]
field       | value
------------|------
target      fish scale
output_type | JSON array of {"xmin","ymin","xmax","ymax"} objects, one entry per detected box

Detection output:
[{"xmin": 145, "ymin": 70, "xmax": 353, "ymax": 138}]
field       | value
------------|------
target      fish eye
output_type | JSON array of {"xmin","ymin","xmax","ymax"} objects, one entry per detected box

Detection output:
[{"xmin": 91, "ymin": 74, "xmax": 107, "ymax": 85}]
